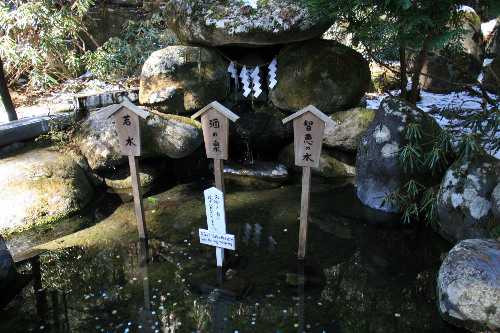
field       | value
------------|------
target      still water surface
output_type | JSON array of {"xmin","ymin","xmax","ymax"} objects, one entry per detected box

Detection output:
[{"xmin": 1, "ymin": 181, "xmax": 456, "ymax": 333}]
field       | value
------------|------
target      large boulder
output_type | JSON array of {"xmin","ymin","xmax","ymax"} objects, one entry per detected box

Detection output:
[
  {"xmin": 269, "ymin": 39, "xmax": 370, "ymax": 113},
  {"xmin": 0, "ymin": 235, "xmax": 16, "ymax": 290},
  {"xmin": 355, "ymin": 97, "xmax": 442, "ymax": 213},
  {"xmin": 483, "ymin": 56, "xmax": 500, "ymax": 94},
  {"xmin": 486, "ymin": 22, "xmax": 500, "ymax": 58},
  {"xmin": 163, "ymin": 0, "xmax": 333, "ymax": 47},
  {"xmin": 438, "ymin": 239, "xmax": 500, "ymax": 332},
  {"xmin": 139, "ymin": 46, "xmax": 229, "ymax": 114},
  {"xmin": 228, "ymin": 102, "xmax": 293, "ymax": 151},
  {"xmin": 323, "ymin": 107, "xmax": 376, "ymax": 152},
  {"xmin": 420, "ymin": 10, "xmax": 484, "ymax": 93},
  {"xmin": 0, "ymin": 150, "xmax": 94, "ymax": 233},
  {"xmin": 77, "ymin": 109, "xmax": 203, "ymax": 170},
  {"xmin": 437, "ymin": 153, "xmax": 500, "ymax": 242}
]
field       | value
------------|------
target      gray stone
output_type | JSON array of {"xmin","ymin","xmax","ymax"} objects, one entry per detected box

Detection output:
[
  {"xmin": 279, "ymin": 143, "xmax": 355, "ymax": 179},
  {"xmin": 437, "ymin": 153, "xmax": 500, "ymax": 242},
  {"xmin": 323, "ymin": 107, "xmax": 376, "ymax": 152},
  {"xmin": 0, "ymin": 149, "xmax": 94, "ymax": 233},
  {"xmin": 486, "ymin": 22, "xmax": 500, "ymax": 58},
  {"xmin": 103, "ymin": 163, "xmax": 158, "ymax": 190},
  {"xmin": 491, "ymin": 183, "xmax": 500, "ymax": 222},
  {"xmin": 163, "ymin": 0, "xmax": 333, "ymax": 47},
  {"xmin": 0, "ymin": 113, "xmax": 74, "ymax": 147},
  {"xmin": 438, "ymin": 239, "xmax": 500, "ymax": 332},
  {"xmin": 75, "ymin": 89, "xmax": 139, "ymax": 111},
  {"xmin": 355, "ymin": 97, "xmax": 442, "ymax": 213},
  {"xmin": 0, "ymin": 235, "xmax": 16, "ymax": 290},
  {"xmin": 139, "ymin": 46, "xmax": 229, "ymax": 114},
  {"xmin": 269, "ymin": 39, "xmax": 370, "ymax": 113},
  {"xmin": 76, "ymin": 109, "xmax": 203, "ymax": 170},
  {"xmin": 222, "ymin": 160, "xmax": 288, "ymax": 190}
]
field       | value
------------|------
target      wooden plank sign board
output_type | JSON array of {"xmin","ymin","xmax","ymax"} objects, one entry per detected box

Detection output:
[
  {"xmin": 102, "ymin": 100, "xmax": 150, "ymax": 156},
  {"xmin": 282, "ymin": 105, "xmax": 334, "ymax": 168},
  {"xmin": 192, "ymin": 101, "xmax": 240, "ymax": 192},
  {"xmin": 101, "ymin": 100, "xmax": 150, "ymax": 240},
  {"xmin": 282, "ymin": 105, "xmax": 334, "ymax": 259},
  {"xmin": 200, "ymin": 186, "xmax": 235, "ymax": 266},
  {"xmin": 201, "ymin": 108, "xmax": 229, "ymax": 160},
  {"xmin": 191, "ymin": 101, "xmax": 240, "ymax": 161}
]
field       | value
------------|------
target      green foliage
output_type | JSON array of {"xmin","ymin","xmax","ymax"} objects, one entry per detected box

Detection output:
[
  {"xmin": 0, "ymin": 0, "xmax": 176, "ymax": 88},
  {"xmin": 0, "ymin": 0, "xmax": 94, "ymax": 89},
  {"xmin": 84, "ymin": 12, "xmax": 177, "ymax": 80},
  {"xmin": 301, "ymin": 0, "xmax": 498, "ymax": 103}
]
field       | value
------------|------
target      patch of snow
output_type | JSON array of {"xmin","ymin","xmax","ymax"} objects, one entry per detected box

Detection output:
[
  {"xmin": 482, "ymin": 19, "xmax": 497, "ymax": 38},
  {"xmin": 243, "ymin": 0, "xmax": 258, "ymax": 9},
  {"xmin": 458, "ymin": 6, "xmax": 476, "ymax": 14}
]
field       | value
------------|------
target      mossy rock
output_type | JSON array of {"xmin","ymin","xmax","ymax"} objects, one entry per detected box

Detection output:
[
  {"xmin": 76, "ymin": 109, "xmax": 203, "ymax": 170},
  {"xmin": 278, "ymin": 143, "xmax": 355, "ymax": 179},
  {"xmin": 269, "ymin": 39, "xmax": 370, "ymax": 113},
  {"xmin": 162, "ymin": 0, "xmax": 334, "ymax": 46},
  {"xmin": 0, "ymin": 149, "xmax": 94, "ymax": 234},
  {"xmin": 102, "ymin": 163, "xmax": 159, "ymax": 190},
  {"xmin": 324, "ymin": 107, "xmax": 376, "ymax": 152},
  {"xmin": 139, "ymin": 45, "xmax": 229, "ymax": 114}
]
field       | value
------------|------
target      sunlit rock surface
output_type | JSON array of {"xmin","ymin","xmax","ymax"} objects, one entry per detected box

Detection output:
[
  {"xmin": 268, "ymin": 39, "xmax": 370, "ymax": 113},
  {"xmin": 355, "ymin": 97, "xmax": 442, "ymax": 215},
  {"xmin": 139, "ymin": 46, "xmax": 229, "ymax": 114},
  {"xmin": 323, "ymin": 107, "xmax": 376, "ymax": 152},
  {"xmin": 163, "ymin": 0, "xmax": 333, "ymax": 46},
  {"xmin": 438, "ymin": 239, "xmax": 500, "ymax": 332},
  {"xmin": 222, "ymin": 160, "xmax": 288, "ymax": 190},
  {"xmin": 76, "ymin": 109, "xmax": 203, "ymax": 170},
  {"xmin": 0, "ymin": 149, "xmax": 94, "ymax": 233},
  {"xmin": 437, "ymin": 153, "xmax": 500, "ymax": 242},
  {"xmin": 278, "ymin": 143, "xmax": 355, "ymax": 179},
  {"xmin": 102, "ymin": 163, "xmax": 159, "ymax": 192}
]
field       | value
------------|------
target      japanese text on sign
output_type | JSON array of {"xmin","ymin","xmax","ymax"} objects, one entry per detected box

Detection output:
[
  {"xmin": 199, "ymin": 229, "xmax": 235, "ymax": 250},
  {"xmin": 204, "ymin": 187, "xmax": 226, "ymax": 234}
]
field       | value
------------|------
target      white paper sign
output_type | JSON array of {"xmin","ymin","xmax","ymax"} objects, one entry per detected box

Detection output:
[
  {"xmin": 203, "ymin": 187, "xmax": 230, "ymax": 266},
  {"xmin": 199, "ymin": 229, "xmax": 235, "ymax": 250},
  {"xmin": 204, "ymin": 187, "xmax": 226, "ymax": 234}
]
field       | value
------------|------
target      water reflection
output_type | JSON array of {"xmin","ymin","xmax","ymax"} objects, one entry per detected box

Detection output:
[
  {"xmin": 1, "ymin": 182, "xmax": 460, "ymax": 332},
  {"xmin": 137, "ymin": 238, "xmax": 157, "ymax": 333}
]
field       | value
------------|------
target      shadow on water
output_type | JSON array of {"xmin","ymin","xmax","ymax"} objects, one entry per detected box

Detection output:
[{"xmin": 0, "ymin": 179, "xmax": 461, "ymax": 333}]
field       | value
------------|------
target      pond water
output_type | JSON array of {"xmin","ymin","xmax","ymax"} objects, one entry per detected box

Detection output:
[{"xmin": 1, "ymin": 178, "xmax": 458, "ymax": 333}]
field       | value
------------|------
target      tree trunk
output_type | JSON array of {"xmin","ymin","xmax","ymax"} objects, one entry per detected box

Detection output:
[
  {"xmin": 399, "ymin": 45, "xmax": 407, "ymax": 100},
  {"xmin": 408, "ymin": 31, "xmax": 433, "ymax": 104},
  {"xmin": 0, "ymin": 57, "xmax": 17, "ymax": 121}
]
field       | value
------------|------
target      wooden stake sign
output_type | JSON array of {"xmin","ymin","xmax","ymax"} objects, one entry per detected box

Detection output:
[
  {"xmin": 282, "ymin": 105, "xmax": 335, "ymax": 259},
  {"xmin": 101, "ymin": 100, "xmax": 150, "ymax": 240},
  {"xmin": 191, "ymin": 101, "xmax": 239, "ymax": 192},
  {"xmin": 199, "ymin": 187, "xmax": 235, "ymax": 267}
]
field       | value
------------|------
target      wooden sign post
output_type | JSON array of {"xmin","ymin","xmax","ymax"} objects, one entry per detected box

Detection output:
[
  {"xmin": 199, "ymin": 187, "xmax": 235, "ymax": 271},
  {"xmin": 191, "ymin": 101, "xmax": 239, "ymax": 193},
  {"xmin": 101, "ymin": 100, "xmax": 150, "ymax": 240},
  {"xmin": 282, "ymin": 105, "xmax": 335, "ymax": 259}
]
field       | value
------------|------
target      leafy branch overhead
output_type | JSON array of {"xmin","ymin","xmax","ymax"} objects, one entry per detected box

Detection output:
[
  {"xmin": 301, "ymin": 0, "xmax": 500, "ymax": 103},
  {"xmin": 0, "ymin": 0, "xmax": 176, "ymax": 89}
]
